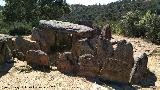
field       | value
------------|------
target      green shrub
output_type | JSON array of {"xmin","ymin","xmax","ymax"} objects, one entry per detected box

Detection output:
[
  {"xmin": 119, "ymin": 10, "xmax": 160, "ymax": 44},
  {"xmin": 139, "ymin": 11, "xmax": 160, "ymax": 44},
  {"xmin": 9, "ymin": 22, "xmax": 32, "ymax": 36},
  {"xmin": 0, "ymin": 21, "xmax": 32, "ymax": 36},
  {"xmin": 0, "ymin": 11, "xmax": 2, "ymax": 20},
  {"xmin": 0, "ymin": 21, "xmax": 10, "ymax": 34},
  {"xmin": 120, "ymin": 10, "xmax": 145, "ymax": 37},
  {"xmin": 109, "ymin": 21, "xmax": 123, "ymax": 35}
]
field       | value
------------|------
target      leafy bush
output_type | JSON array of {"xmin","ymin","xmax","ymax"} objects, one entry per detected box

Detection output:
[
  {"xmin": 109, "ymin": 21, "xmax": 123, "ymax": 35},
  {"xmin": 0, "ymin": 28, "xmax": 10, "ymax": 34},
  {"xmin": 120, "ymin": 10, "xmax": 145, "ymax": 37},
  {"xmin": 120, "ymin": 10, "xmax": 160, "ymax": 44},
  {"xmin": 0, "ymin": 21, "xmax": 32, "ymax": 36},
  {"xmin": 9, "ymin": 22, "xmax": 32, "ymax": 36},
  {"xmin": 139, "ymin": 11, "xmax": 160, "ymax": 44},
  {"xmin": 0, "ymin": 11, "xmax": 3, "ymax": 20},
  {"xmin": 0, "ymin": 21, "xmax": 11, "ymax": 34}
]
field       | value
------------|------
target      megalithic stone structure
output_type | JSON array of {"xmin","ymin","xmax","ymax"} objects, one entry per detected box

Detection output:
[{"xmin": 0, "ymin": 20, "xmax": 148, "ymax": 84}]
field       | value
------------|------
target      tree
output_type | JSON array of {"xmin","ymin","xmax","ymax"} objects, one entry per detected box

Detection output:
[
  {"xmin": 3, "ymin": 0, "xmax": 26, "ymax": 22},
  {"xmin": 2, "ymin": 0, "xmax": 71, "ymax": 22},
  {"xmin": 120, "ymin": 10, "xmax": 144, "ymax": 37},
  {"xmin": 139, "ymin": 11, "xmax": 160, "ymax": 43},
  {"xmin": 0, "ymin": 5, "xmax": 3, "ymax": 11},
  {"xmin": 151, "ymin": 0, "xmax": 160, "ymax": 14}
]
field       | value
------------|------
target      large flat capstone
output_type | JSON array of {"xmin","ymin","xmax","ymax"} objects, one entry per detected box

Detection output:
[{"xmin": 39, "ymin": 20, "xmax": 94, "ymax": 33}]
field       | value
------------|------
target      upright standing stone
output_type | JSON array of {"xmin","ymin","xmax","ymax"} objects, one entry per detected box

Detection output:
[
  {"xmin": 26, "ymin": 50, "xmax": 49, "ymax": 66},
  {"xmin": 0, "ymin": 34, "xmax": 13, "ymax": 64}
]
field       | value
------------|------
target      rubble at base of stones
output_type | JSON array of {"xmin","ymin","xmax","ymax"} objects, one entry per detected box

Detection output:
[{"xmin": 0, "ymin": 20, "xmax": 148, "ymax": 84}]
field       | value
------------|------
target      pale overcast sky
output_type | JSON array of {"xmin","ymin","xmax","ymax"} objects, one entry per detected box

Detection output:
[
  {"xmin": 0, "ymin": 0, "xmax": 5, "ymax": 6},
  {"xmin": 67, "ymin": 0, "xmax": 119, "ymax": 5},
  {"xmin": 0, "ymin": 0, "xmax": 119, "ymax": 6}
]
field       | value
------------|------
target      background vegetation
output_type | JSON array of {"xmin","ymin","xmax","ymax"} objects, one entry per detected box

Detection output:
[
  {"xmin": 0, "ymin": 0, "xmax": 160, "ymax": 44},
  {"xmin": 0, "ymin": 0, "xmax": 70, "ymax": 36},
  {"xmin": 61, "ymin": 0, "xmax": 160, "ymax": 44}
]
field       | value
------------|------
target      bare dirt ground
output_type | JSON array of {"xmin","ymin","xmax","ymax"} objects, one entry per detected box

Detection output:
[{"xmin": 0, "ymin": 35, "xmax": 159, "ymax": 90}]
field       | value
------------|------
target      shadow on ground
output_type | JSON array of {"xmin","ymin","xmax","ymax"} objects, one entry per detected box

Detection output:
[
  {"xmin": 86, "ymin": 77, "xmax": 137, "ymax": 90},
  {"xmin": 0, "ymin": 60, "xmax": 156, "ymax": 90},
  {"xmin": 137, "ymin": 69, "xmax": 157, "ymax": 88},
  {"xmin": 61, "ymin": 69, "xmax": 157, "ymax": 90},
  {"xmin": 0, "ymin": 61, "xmax": 14, "ymax": 78},
  {"xmin": 28, "ymin": 64, "xmax": 52, "ymax": 73}
]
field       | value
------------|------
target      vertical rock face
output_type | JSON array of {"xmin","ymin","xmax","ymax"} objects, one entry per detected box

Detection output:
[
  {"xmin": 0, "ymin": 34, "xmax": 13, "ymax": 64},
  {"xmin": 31, "ymin": 20, "xmax": 95, "ymax": 53},
  {"xmin": 114, "ymin": 40, "xmax": 134, "ymax": 65},
  {"xmin": 101, "ymin": 24, "xmax": 112, "ymax": 40},
  {"xmin": 78, "ymin": 54, "xmax": 99, "ymax": 77},
  {"xmin": 99, "ymin": 40, "xmax": 134, "ymax": 83},
  {"xmin": 14, "ymin": 36, "xmax": 40, "ymax": 54},
  {"xmin": 56, "ymin": 52, "xmax": 75, "ymax": 73},
  {"xmin": 70, "ymin": 36, "xmax": 135, "ymax": 83},
  {"xmin": 12, "ymin": 36, "xmax": 41, "ymax": 62},
  {"xmin": 26, "ymin": 50, "xmax": 49, "ymax": 66},
  {"xmin": 130, "ymin": 53, "xmax": 148, "ymax": 84},
  {"xmin": 32, "ymin": 28, "xmax": 57, "ymax": 52}
]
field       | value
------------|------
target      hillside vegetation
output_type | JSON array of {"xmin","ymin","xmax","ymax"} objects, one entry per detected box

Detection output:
[
  {"xmin": 1, "ymin": 0, "xmax": 160, "ymax": 44},
  {"xmin": 0, "ymin": 5, "xmax": 3, "ymax": 20},
  {"xmin": 0, "ymin": 5, "xmax": 3, "ymax": 11},
  {"xmin": 62, "ymin": 0, "xmax": 160, "ymax": 44}
]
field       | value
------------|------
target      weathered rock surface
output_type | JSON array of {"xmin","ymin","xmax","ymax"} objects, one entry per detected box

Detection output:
[
  {"xmin": 31, "ymin": 20, "xmax": 95, "ymax": 53},
  {"xmin": 55, "ymin": 33, "xmax": 147, "ymax": 83},
  {"xmin": 70, "ymin": 36, "xmax": 135, "ymax": 83},
  {"xmin": 0, "ymin": 34, "xmax": 13, "ymax": 64},
  {"xmin": 130, "ymin": 53, "xmax": 148, "ymax": 84},
  {"xmin": 14, "ymin": 36, "xmax": 40, "ymax": 54},
  {"xmin": 101, "ymin": 24, "xmax": 112, "ymax": 40},
  {"xmin": 114, "ymin": 40, "xmax": 134, "ymax": 65},
  {"xmin": 77, "ymin": 54, "xmax": 99, "ymax": 77},
  {"xmin": 102, "ymin": 40, "xmax": 135, "ymax": 83},
  {"xmin": 56, "ymin": 52, "xmax": 76, "ymax": 73},
  {"xmin": 14, "ymin": 51, "xmax": 26, "ymax": 61},
  {"xmin": 26, "ymin": 50, "xmax": 49, "ymax": 66}
]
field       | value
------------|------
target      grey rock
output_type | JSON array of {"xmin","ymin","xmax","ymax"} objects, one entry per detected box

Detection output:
[
  {"xmin": 114, "ymin": 40, "xmax": 134, "ymax": 66},
  {"xmin": 101, "ymin": 24, "xmax": 112, "ymax": 40},
  {"xmin": 31, "ymin": 20, "xmax": 96, "ymax": 53},
  {"xmin": 31, "ymin": 21, "xmax": 149, "ymax": 84},
  {"xmin": 26, "ymin": 50, "xmax": 49, "ymax": 66},
  {"xmin": 56, "ymin": 52, "xmax": 77, "ymax": 73},
  {"xmin": 77, "ymin": 54, "xmax": 99, "ymax": 77},
  {"xmin": 0, "ymin": 34, "xmax": 13, "ymax": 64},
  {"xmin": 130, "ymin": 53, "xmax": 148, "ymax": 84},
  {"xmin": 14, "ymin": 36, "xmax": 40, "ymax": 54}
]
